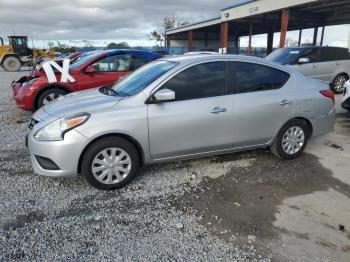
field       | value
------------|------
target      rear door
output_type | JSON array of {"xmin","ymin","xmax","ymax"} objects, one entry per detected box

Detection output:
[
  {"xmin": 148, "ymin": 61, "xmax": 235, "ymax": 160},
  {"xmin": 229, "ymin": 61, "xmax": 294, "ymax": 147},
  {"xmin": 316, "ymin": 47, "xmax": 337, "ymax": 82},
  {"xmin": 77, "ymin": 54, "xmax": 132, "ymax": 91}
]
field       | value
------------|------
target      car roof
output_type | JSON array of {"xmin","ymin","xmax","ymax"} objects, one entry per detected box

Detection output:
[
  {"xmin": 163, "ymin": 54, "xmax": 265, "ymax": 63},
  {"xmin": 100, "ymin": 49, "xmax": 161, "ymax": 58},
  {"xmin": 162, "ymin": 54, "xmax": 293, "ymax": 74},
  {"xmin": 281, "ymin": 46, "xmax": 349, "ymax": 50}
]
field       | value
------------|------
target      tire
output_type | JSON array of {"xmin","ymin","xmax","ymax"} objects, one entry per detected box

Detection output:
[
  {"xmin": 2, "ymin": 56, "xmax": 21, "ymax": 71},
  {"xmin": 270, "ymin": 119, "xmax": 310, "ymax": 160},
  {"xmin": 81, "ymin": 137, "xmax": 140, "ymax": 190},
  {"xmin": 331, "ymin": 74, "xmax": 349, "ymax": 94},
  {"xmin": 36, "ymin": 88, "xmax": 67, "ymax": 109}
]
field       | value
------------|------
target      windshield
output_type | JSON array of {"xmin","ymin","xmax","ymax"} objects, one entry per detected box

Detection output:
[
  {"xmin": 266, "ymin": 48, "xmax": 303, "ymax": 65},
  {"xmin": 111, "ymin": 60, "xmax": 178, "ymax": 96},
  {"xmin": 69, "ymin": 51, "xmax": 103, "ymax": 70}
]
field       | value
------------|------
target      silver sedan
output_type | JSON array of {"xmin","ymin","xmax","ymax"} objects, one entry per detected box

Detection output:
[{"xmin": 27, "ymin": 54, "xmax": 336, "ymax": 190}]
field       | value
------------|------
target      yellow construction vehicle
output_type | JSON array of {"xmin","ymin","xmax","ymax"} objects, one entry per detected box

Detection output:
[{"xmin": 0, "ymin": 36, "xmax": 56, "ymax": 71}]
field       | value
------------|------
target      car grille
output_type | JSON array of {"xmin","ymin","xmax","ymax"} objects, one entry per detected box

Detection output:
[{"xmin": 28, "ymin": 118, "xmax": 39, "ymax": 130}]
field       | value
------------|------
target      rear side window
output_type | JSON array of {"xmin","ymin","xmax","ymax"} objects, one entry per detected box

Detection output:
[
  {"xmin": 318, "ymin": 48, "xmax": 337, "ymax": 62},
  {"xmin": 230, "ymin": 62, "xmax": 290, "ymax": 94},
  {"xmin": 336, "ymin": 48, "xmax": 350, "ymax": 60},
  {"xmin": 161, "ymin": 62, "xmax": 226, "ymax": 101}
]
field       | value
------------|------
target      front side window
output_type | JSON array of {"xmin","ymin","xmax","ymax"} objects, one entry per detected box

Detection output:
[
  {"xmin": 300, "ymin": 48, "xmax": 320, "ymax": 63},
  {"xmin": 91, "ymin": 54, "xmax": 131, "ymax": 72},
  {"xmin": 232, "ymin": 62, "xmax": 290, "ymax": 94},
  {"xmin": 160, "ymin": 62, "xmax": 226, "ymax": 101}
]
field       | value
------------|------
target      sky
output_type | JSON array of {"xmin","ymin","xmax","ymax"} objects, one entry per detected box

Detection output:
[{"xmin": 0, "ymin": 0, "xmax": 349, "ymax": 49}]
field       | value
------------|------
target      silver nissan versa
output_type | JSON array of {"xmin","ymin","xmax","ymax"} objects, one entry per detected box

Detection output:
[{"xmin": 27, "ymin": 55, "xmax": 336, "ymax": 190}]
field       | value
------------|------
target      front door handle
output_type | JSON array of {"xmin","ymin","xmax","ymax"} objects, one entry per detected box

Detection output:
[
  {"xmin": 311, "ymin": 64, "xmax": 317, "ymax": 68},
  {"xmin": 211, "ymin": 107, "xmax": 227, "ymax": 114},
  {"xmin": 280, "ymin": 100, "xmax": 293, "ymax": 106}
]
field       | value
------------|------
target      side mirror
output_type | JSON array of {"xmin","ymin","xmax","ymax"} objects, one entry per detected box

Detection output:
[
  {"xmin": 298, "ymin": 57, "xmax": 310, "ymax": 64},
  {"xmin": 85, "ymin": 65, "xmax": 97, "ymax": 73},
  {"xmin": 153, "ymin": 89, "xmax": 175, "ymax": 102}
]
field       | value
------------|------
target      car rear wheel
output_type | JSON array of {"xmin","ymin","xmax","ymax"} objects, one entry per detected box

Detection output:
[
  {"xmin": 331, "ymin": 74, "xmax": 349, "ymax": 94},
  {"xmin": 36, "ymin": 88, "xmax": 67, "ymax": 109},
  {"xmin": 270, "ymin": 119, "xmax": 309, "ymax": 160},
  {"xmin": 2, "ymin": 56, "xmax": 21, "ymax": 71},
  {"xmin": 81, "ymin": 137, "xmax": 140, "ymax": 190}
]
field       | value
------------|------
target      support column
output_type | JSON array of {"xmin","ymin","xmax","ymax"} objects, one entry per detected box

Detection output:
[
  {"xmin": 166, "ymin": 35, "xmax": 171, "ymax": 47},
  {"xmin": 188, "ymin": 30, "xmax": 193, "ymax": 52},
  {"xmin": 320, "ymin": 26, "xmax": 325, "ymax": 46},
  {"xmin": 279, "ymin": 9, "xmax": 289, "ymax": 48},
  {"xmin": 267, "ymin": 27, "xmax": 274, "ymax": 55},
  {"xmin": 220, "ymin": 21, "xmax": 229, "ymax": 53},
  {"xmin": 247, "ymin": 22, "xmax": 253, "ymax": 55},
  {"xmin": 205, "ymin": 31, "xmax": 208, "ymax": 48},
  {"xmin": 313, "ymin": 27, "xmax": 318, "ymax": 46},
  {"xmin": 298, "ymin": 29, "xmax": 302, "ymax": 46},
  {"xmin": 234, "ymin": 31, "xmax": 240, "ymax": 54}
]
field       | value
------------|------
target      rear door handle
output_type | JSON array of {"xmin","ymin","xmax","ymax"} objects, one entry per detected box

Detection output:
[
  {"xmin": 311, "ymin": 64, "xmax": 317, "ymax": 68},
  {"xmin": 280, "ymin": 100, "xmax": 293, "ymax": 106},
  {"xmin": 210, "ymin": 107, "xmax": 227, "ymax": 114}
]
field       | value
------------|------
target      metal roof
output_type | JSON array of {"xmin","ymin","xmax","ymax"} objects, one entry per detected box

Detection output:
[{"xmin": 221, "ymin": 0, "xmax": 257, "ymax": 11}]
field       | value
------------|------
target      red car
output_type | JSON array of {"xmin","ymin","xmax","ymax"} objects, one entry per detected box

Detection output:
[{"xmin": 12, "ymin": 49, "xmax": 161, "ymax": 111}]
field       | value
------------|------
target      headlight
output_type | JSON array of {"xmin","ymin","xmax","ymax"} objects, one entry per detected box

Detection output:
[
  {"xmin": 22, "ymin": 77, "xmax": 39, "ymax": 88},
  {"xmin": 34, "ymin": 113, "xmax": 90, "ymax": 141}
]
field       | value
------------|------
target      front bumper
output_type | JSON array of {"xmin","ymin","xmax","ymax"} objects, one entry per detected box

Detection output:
[
  {"xmin": 11, "ymin": 81, "xmax": 34, "ymax": 111},
  {"xmin": 27, "ymin": 128, "xmax": 90, "ymax": 178}
]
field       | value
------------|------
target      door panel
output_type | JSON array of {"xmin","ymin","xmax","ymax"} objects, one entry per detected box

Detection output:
[
  {"xmin": 317, "ymin": 61, "xmax": 337, "ymax": 81},
  {"xmin": 233, "ymin": 89, "xmax": 294, "ymax": 147},
  {"xmin": 148, "ymin": 95, "xmax": 234, "ymax": 159},
  {"xmin": 77, "ymin": 71, "xmax": 127, "ymax": 91}
]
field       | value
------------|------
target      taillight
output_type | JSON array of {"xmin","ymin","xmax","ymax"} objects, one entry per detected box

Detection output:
[{"xmin": 319, "ymin": 90, "xmax": 335, "ymax": 104}]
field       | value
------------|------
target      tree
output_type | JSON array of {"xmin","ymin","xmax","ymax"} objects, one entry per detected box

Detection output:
[
  {"xmin": 149, "ymin": 13, "xmax": 190, "ymax": 46},
  {"xmin": 81, "ymin": 40, "xmax": 95, "ymax": 48},
  {"xmin": 107, "ymin": 42, "xmax": 130, "ymax": 49},
  {"xmin": 285, "ymin": 37, "xmax": 298, "ymax": 47},
  {"xmin": 47, "ymin": 41, "xmax": 76, "ymax": 53},
  {"xmin": 149, "ymin": 30, "xmax": 164, "ymax": 47}
]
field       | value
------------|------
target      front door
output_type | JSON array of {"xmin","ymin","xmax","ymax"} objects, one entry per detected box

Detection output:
[
  {"xmin": 148, "ymin": 61, "xmax": 234, "ymax": 160},
  {"xmin": 77, "ymin": 54, "xmax": 132, "ymax": 91}
]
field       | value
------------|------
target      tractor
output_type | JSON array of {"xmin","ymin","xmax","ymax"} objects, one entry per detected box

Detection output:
[{"xmin": 0, "ymin": 36, "xmax": 56, "ymax": 71}]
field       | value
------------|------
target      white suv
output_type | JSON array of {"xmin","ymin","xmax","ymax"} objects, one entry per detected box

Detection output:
[{"xmin": 266, "ymin": 46, "xmax": 350, "ymax": 94}]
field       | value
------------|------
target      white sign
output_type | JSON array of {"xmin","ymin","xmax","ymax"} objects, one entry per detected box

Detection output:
[{"xmin": 42, "ymin": 59, "xmax": 76, "ymax": 84}]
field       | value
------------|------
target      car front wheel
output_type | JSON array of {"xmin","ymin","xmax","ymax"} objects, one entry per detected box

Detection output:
[
  {"xmin": 36, "ymin": 88, "xmax": 67, "ymax": 109},
  {"xmin": 270, "ymin": 119, "xmax": 309, "ymax": 160},
  {"xmin": 82, "ymin": 137, "xmax": 140, "ymax": 190}
]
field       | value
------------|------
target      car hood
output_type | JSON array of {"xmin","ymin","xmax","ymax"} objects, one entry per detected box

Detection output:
[{"xmin": 42, "ymin": 88, "xmax": 122, "ymax": 118}]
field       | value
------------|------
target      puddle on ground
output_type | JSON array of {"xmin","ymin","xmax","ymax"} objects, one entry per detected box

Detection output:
[{"xmin": 173, "ymin": 151, "xmax": 350, "ymax": 244}]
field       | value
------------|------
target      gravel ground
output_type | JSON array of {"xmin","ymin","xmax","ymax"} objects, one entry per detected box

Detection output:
[{"xmin": 1, "ymin": 69, "xmax": 350, "ymax": 261}]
